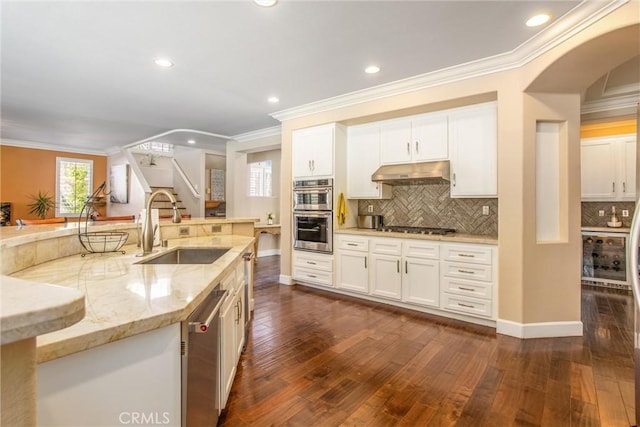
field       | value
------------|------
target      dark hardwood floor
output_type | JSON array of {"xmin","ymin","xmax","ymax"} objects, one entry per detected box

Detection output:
[{"xmin": 219, "ymin": 256, "xmax": 635, "ymax": 426}]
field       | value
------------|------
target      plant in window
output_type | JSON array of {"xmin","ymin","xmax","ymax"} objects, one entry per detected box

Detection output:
[
  {"xmin": 27, "ymin": 191, "xmax": 56, "ymax": 219},
  {"xmin": 267, "ymin": 212, "xmax": 274, "ymax": 224}
]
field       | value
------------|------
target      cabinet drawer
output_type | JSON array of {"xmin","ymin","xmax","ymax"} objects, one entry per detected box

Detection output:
[
  {"xmin": 441, "ymin": 293, "xmax": 492, "ymax": 318},
  {"xmin": 441, "ymin": 276, "xmax": 492, "ymax": 300},
  {"xmin": 293, "ymin": 267, "xmax": 334, "ymax": 287},
  {"xmin": 370, "ymin": 238, "xmax": 402, "ymax": 256},
  {"xmin": 441, "ymin": 244, "xmax": 493, "ymax": 265},
  {"xmin": 403, "ymin": 241, "xmax": 439, "ymax": 259},
  {"xmin": 337, "ymin": 236, "xmax": 369, "ymax": 252},
  {"xmin": 442, "ymin": 261, "xmax": 492, "ymax": 282},
  {"xmin": 220, "ymin": 270, "xmax": 236, "ymax": 291},
  {"xmin": 293, "ymin": 252, "xmax": 334, "ymax": 272}
]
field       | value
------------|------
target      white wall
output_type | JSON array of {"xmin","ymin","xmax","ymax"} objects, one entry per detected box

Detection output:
[
  {"xmin": 173, "ymin": 146, "xmax": 205, "ymax": 218},
  {"xmin": 227, "ymin": 132, "xmax": 281, "ymax": 257},
  {"xmin": 107, "ymin": 151, "xmax": 144, "ymax": 218}
]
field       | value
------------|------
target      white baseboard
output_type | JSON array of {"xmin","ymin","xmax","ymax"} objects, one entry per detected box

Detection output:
[
  {"xmin": 278, "ymin": 274, "xmax": 293, "ymax": 286},
  {"xmin": 497, "ymin": 319, "xmax": 583, "ymax": 339},
  {"xmin": 257, "ymin": 249, "xmax": 281, "ymax": 258}
]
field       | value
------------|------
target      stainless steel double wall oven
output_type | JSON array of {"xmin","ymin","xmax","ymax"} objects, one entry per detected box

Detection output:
[{"xmin": 293, "ymin": 178, "xmax": 333, "ymax": 253}]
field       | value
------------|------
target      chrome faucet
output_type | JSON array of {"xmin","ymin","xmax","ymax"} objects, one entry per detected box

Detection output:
[{"xmin": 141, "ymin": 189, "xmax": 181, "ymax": 254}]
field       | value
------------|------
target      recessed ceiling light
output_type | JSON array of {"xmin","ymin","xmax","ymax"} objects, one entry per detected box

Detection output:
[
  {"xmin": 526, "ymin": 13, "xmax": 551, "ymax": 27},
  {"xmin": 365, "ymin": 65, "xmax": 380, "ymax": 74},
  {"xmin": 254, "ymin": 0, "xmax": 277, "ymax": 7},
  {"xmin": 268, "ymin": 96, "xmax": 279, "ymax": 103},
  {"xmin": 187, "ymin": 139, "xmax": 196, "ymax": 144},
  {"xmin": 154, "ymin": 58, "xmax": 174, "ymax": 68}
]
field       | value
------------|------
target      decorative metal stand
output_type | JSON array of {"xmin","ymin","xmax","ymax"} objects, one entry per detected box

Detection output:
[{"xmin": 78, "ymin": 181, "xmax": 129, "ymax": 256}]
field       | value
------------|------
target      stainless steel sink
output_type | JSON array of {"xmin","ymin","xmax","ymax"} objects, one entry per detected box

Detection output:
[{"xmin": 137, "ymin": 248, "xmax": 231, "ymax": 264}]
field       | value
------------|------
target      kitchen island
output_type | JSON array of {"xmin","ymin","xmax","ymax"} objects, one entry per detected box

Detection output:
[{"xmin": 1, "ymin": 218, "xmax": 257, "ymax": 426}]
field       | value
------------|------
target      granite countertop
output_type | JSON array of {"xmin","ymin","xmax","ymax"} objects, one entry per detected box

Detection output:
[
  {"xmin": 335, "ymin": 228, "xmax": 498, "ymax": 244},
  {"xmin": 0, "ymin": 217, "xmax": 259, "ymax": 247},
  {"xmin": 581, "ymin": 226, "xmax": 630, "ymax": 234},
  {"xmin": 1, "ymin": 277, "xmax": 85, "ymax": 345},
  {"xmin": 10, "ymin": 234, "xmax": 254, "ymax": 363}
]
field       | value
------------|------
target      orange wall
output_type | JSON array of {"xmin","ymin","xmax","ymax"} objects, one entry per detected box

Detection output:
[{"xmin": 0, "ymin": 145, "xmax": 107, "ymax": 223}]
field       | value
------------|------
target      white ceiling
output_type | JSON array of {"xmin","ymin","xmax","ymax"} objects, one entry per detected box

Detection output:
[{"xmin": 1, "ymin": 0, "xmax": 613, "ymax": 153}]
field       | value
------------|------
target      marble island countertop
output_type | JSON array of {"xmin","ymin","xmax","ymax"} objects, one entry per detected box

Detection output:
[
  {"xmin": 9, "ymin": 234, "xmax": 254, "ymax": 363},
  {"xmin": 335, "ymin": 227, "xmax": 498, "ymax": 244}
]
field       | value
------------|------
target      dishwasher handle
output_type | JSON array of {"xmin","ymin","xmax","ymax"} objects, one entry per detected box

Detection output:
[{"xmin": 189, "ymin": 289, "xmax": 228, "ymax": 333}]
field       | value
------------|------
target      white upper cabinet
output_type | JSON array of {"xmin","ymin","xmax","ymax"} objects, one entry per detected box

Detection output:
[
  {"xmin": 292, "ymin": 124, "xmax": 335, "ymax": 178},
  {"xmin": 346, "ymin": 124, "xmax": 392, "ymax": 199},
  {"xmin": 448, "ymin": 102, "xmax": 498, "ymax": 198},
  {"xmin": 581, "ymin": 135, "xmax": 636, "ymax": 201},
  {"xmin": 379, "ymin": 112, "xmax": 448, "ymax": 165}
]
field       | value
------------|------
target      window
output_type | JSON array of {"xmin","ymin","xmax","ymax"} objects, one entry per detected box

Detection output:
[
  {"xmin": 248, "ymin": 160, "xmax": 272, "ymax": 197},
  {"xmin": 56, "ymin": 157, "xmax": 93, "ymax": 216},
  {"xmin": 134, "ymin": 141, "xmax": 173, "ymax": 153}
]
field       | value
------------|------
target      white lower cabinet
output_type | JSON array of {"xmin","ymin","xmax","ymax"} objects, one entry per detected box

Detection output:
[
  {"xmin": 370, "ymin": 253, "xmax": 403, "ymax": 300},
  {"xmin": 220, "ymin": 267, "xmax": 245, "ymax": 410},
  {"xmin": 440, "ymin": 243, "xmax": 496, "ymax": 318},
  {"xmin": 293, "ymin": 250, "xmax": 334, "ymax": 287},
  {"xmin": 334, "ymin": 234, "xmax": 496, "ymax": 323}
]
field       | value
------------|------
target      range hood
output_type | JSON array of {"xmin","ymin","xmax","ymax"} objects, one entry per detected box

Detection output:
[{"xmin": 371, "ymin": 161, "xmax": 450, "ymax": 185}]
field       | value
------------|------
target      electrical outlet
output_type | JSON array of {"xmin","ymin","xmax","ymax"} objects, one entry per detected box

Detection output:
[
  {"xmin": 211, "ymin": 225, "xmax": 222, "ymax": 233},
  {"xmin": 367, "ymin": 204, "xmax": 374, "ymax": 213},
  {"xmin": 598, "ymin": 210, "xmax": 605, "ymax": 217},
  {"xmin": 482, "ymin": 206, "xmax": 489, "ymax": 215},
  {"xmin": 179, "ymin": 227, "xmax": 190, "ymax": 236},
  {"xmin": 622, "ymin": 210, "xmax": 629, "ymax": 217}
]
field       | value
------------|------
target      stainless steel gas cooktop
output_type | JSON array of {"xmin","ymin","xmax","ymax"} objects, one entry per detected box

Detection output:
[{"xmin": 379, "ymin": 226, "xmax": 456, "ymax": 235}]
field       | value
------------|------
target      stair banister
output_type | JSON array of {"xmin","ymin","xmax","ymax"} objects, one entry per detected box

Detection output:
[{"xmin": 172, "ymin": 158, "xmax": 200, "ymax": 199}]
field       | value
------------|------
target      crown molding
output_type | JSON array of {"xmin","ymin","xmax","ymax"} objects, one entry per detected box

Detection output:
[
  {"xmin": 231, "ymin": 125, "xmax": 281, "ymax": 143},
  {"xmin": 581, "ymin": 93, "xmax": 640, "ymax": 114},
  {"xmin": 0, "ymin": 138, "xmax": 108, "ymax": 156},
  {"xmin": 271, "ymin": 0, "xmax": 628, "ymax": 123}
]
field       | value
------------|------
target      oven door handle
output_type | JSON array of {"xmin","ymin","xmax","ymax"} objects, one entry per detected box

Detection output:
[
  {"xmin": 294, "ymin": 188, "xmax": 331, "ymax": 194},
  {"xmin": 298, "ymin": 227, "xmax": 321, "ymax": 232},
  {"xmin": 294, "ymin": 212, "xmax": 332, "ymax": 218}
]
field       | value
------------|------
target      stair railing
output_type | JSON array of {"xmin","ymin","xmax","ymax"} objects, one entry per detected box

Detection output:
[{"xmin": 171, "ymin": 158, "xmax": 200, "ymax": 199}]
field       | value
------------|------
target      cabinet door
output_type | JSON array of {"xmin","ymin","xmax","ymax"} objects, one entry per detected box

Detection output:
[
  {"xmin": 219, "ymin": 295, "xmax": 237, "ymax": 409},
  {"xmin": 336, "ymin": 250, "xmax": 369, "ymax": 293},
  {"xmin": 412, "ymin": 113, "xmax": 448, "ymax": 161},
  {"xmin": 370, "ymin": 254, "xmax": 402, "ymax": 300},
  {"xmin": 403, "ymin": 257, "xmax": 439, "ymax": 307},
  {"xmin": 620, "ymin": 138, "xmax": 636, "ymax": 201},
  {"xmin": 581, "ymin": 139, "xmax": 617, "ymax": 200},
  {"xmin": 380, "ymin": 118, "xmax": 412, "ymax": 164},
  {"xmin": 234, "ymin": 284, "xmax": 245, "ymax": 359},
  {"xmin": 347, "ymin": 125, "xmax": 385, "ymax": 198},
  {"xmin": 449, "ymin": 103, "xmax": 497, "ymax": 197},
  {"xmin": 309, "ymin": 125, "xmax": 335, "ymax": 177},
  {"xmin": 292, "ymin": 132, "xmax": 315, "ymax": 178}
]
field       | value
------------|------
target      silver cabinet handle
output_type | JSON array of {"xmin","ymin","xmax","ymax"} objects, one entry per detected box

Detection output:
[
  {"xmin": 405, "ymin": 260, "xmax": 408, "ymax": 274},
  {"xmin": 458, "ymin": 286, "xmax": 475, "ymax": 292},
  {"xmin": 347, "ymin": 243, "xmax": 358, "ymax": 246},
  {"xmin": 415, "ymin": 141, "xmax": 419, "ymax": 154},
  {"xmin": 306, "ymin": 261, "xmax": 317, "ymax": 265},
  {"xmin": 458, "ymin": 269, "xmax": 475, "ymax": 274},
  {"xmin": 312, "ymin": 160, "xmax": 315, "ymax": 171},
  {"xmin": 623, "ymin": 182, "xmax": 626, "ymax": 193},
  {"xmin": 307, "ymin": 274, "xmax": 317, "ymax": 278},
  {"xmin": 458, "ymin": 303, "xmax": 474, "ymax": 308},
  {"xmin": 459, "ymin": 253, "xmax": 475, "ymax": 258},
  {"xmin": 452, "ymin": 172, "xmax": 456, "ymax": 187},
  {"xmin": 364, "ymin": 256, "xmax": 367, "ymax": 269},
  {"xmin": 406, "ymin": 142, "xmax": 410, "ymax": 155},
  {"xmin": 397, "ymin": 260, "xmax": 400, "ymax": 273},
  {"xmin": 308, "ymin": 160, "xmax": 312, "ymax": 171},
  {"xmin": 613, "ymin": 182, "xmax": 615, "ymax": 192}
]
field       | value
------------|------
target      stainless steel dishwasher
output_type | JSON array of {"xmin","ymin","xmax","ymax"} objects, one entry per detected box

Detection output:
[{"xmin": 181, "ymin": 286, "xmax": 227, "ymax": 427}]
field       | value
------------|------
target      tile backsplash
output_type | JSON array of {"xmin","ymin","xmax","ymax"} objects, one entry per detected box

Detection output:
[
  {"xmin": 357, "ymin": 182, "xmax": 498, "ymax": 236},
  {"xmin": 581, "ymin": 202, "xmax": 636, "ymax": 228}
]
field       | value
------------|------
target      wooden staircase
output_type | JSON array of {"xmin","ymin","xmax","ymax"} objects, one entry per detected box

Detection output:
[{"xmin": 148, "ymin": 187, "xmax": 190, "ymax": 219}]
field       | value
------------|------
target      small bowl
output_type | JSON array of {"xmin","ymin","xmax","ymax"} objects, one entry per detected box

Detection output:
[{"xmin": 607, "ymin": 221, "xmax": 622, "ymax": 228}]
